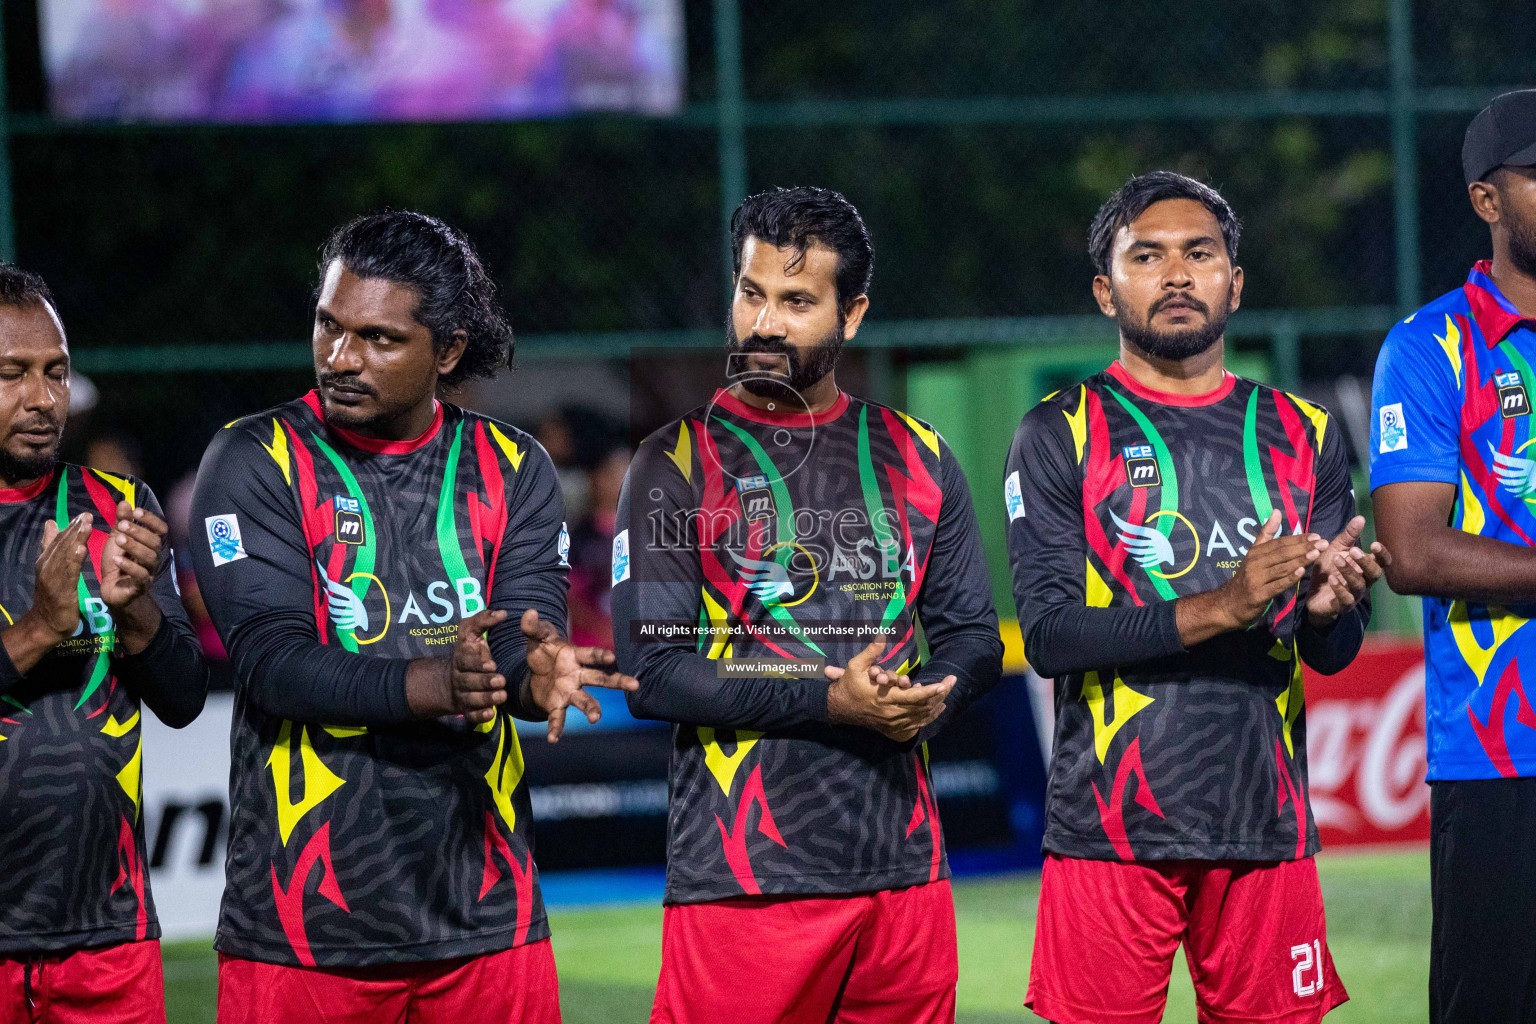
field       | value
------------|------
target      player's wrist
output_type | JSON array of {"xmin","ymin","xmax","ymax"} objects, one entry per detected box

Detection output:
[
  {"xmin": 112, "ymin": 595, "xmax": 162, "ymax": 656},
  {"xmin": 405, "ymin": 656, "xmax": 454, "ymax": 717},
  {"xmin": 17, "ymin": 607, "xmax": 71, "ymax": 648}
]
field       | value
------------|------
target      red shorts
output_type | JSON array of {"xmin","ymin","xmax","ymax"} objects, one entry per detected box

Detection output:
[
  {"xmin": 1027, "ymin": 855, "xmax": 1347, "ymax": 1024},
  {"xmin": 652, "ymin": 880, "xmax": 957, "ymax": 1024},
  {"xmin": 215, "ymin": 939, "xmax": 560, "ymax": 1024},
  {"xmin": 0, "ymin": 940, "xmax": 164, "ymax": 1024}
]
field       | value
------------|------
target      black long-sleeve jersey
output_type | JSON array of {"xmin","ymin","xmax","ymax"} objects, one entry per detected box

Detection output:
[
  {"xmin": 1006, "ymin": 363, "xmax": 1367, "ymax": 863},
  {"xmin": 190, "ymin": 392, "xmax": 567, "ymax": 968},
  {"xmin": 614, "ymin": 388, "xmax": 1003, "ymax": 904},
  {"xmin": 0, "ymin": 466, "xmax": 207, "ymax": 953}
]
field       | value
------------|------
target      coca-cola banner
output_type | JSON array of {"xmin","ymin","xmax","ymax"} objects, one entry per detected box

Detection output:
[{"xmin": 1305, "ymin": 639, "xmax": 1430, "ymax": 848}]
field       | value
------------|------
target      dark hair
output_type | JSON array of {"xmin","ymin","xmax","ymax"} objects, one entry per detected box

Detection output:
[
  {"xmin": 730, "ymin": 187, "xmax": 874, "ymax": 313},
  {"xmin": 0, "ymin": 263, "xmax": 56, "ymax": 314},
  {"xmin": 319, "ymin": 211, "xmax": 513, "ymax": 388},
  {"xmin": 1087, "ymin": 171, "xmax": 1242, "ymax": 276}
]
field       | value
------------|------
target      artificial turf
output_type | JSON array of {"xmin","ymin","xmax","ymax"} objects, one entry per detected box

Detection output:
[{"xmin": 162, "ymin": 848, "xmax": 1429, "ymax": 1023}]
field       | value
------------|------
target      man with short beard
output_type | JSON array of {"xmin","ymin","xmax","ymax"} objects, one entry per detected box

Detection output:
[
  {"xmin": 1006, "ymin": 172, "xmax": 1388, "ymax": 1024},
  {"xmin": 613, "ymin": 186, "xmax": 1002, "ymax": 1024},
  {"xmin": 0, "ymin": 264, "xmax": 207, "ymax": 1021},
  {"xmin": 1372, "ymin": 88, "xmax": 1536, "ymax": 1024}
]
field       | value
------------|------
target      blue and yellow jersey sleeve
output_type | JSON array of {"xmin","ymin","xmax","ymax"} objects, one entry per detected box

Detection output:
[{"xmin": 1369, "ymin": 311, "xmax": 1464, "ymax": 490}]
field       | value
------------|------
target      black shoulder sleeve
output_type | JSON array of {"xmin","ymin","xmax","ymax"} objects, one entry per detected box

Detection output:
[
  {"xmin": 112, "ymin": 482, "xmax": 209, "ymax": 728},
  {"xmin": 613, "ymin": 429, "xmax": 830, "ymax": 731},
  {"xmin": 1298, "ymin": 413, "xmax": 1370, "ymax": 674},
  {"xmin": 1007, "ymin": 397, "xmax": 1183, "ymax": 679},
  {"xmin": 913, "ymin": 437, "xmax": 1003, "ymax": 742},
  {"xmin": 189, "ymin": 420, "xmax": 411, "ymax": 725},
  {"xmin": 480, "ymin": 435, "xmax": 571, "ymax": 722}
]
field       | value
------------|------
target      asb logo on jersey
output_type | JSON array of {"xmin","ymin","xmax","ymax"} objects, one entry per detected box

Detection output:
[
  {"xmin": 333, "ymin": 495, "xmax": 365, "ymax": 546},
  {"xmin": 1496, "ymin": 371, "xmax": 1531, "ymax": 419},
  {"xmin": 316, "ymin": 559, "xmax": 486, "ymax": 645},
  {"xmin": 1122, "ymin": 445, "xmax": 1161, "ymax": 488},
  {"xmin": 1110, "ymin": 508, "xmax": 1202, "ymax": 580},
  {"xmin": 728, "ymin": 543, "xmax": 821, "ymax": 607}
]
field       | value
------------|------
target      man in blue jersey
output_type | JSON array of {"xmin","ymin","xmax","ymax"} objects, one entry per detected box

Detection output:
[{"xmin": 1372, "ymin": 88, "xmax": 1536, "ymax": 1024}]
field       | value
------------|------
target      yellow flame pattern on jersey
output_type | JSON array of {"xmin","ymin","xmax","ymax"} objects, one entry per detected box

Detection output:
[
  {"xmin": 1083, "ymin": 670, "xmax": 1155, "ymax": 763},
  {"xmin": 666, "ymin": 421, "xmax": 692, "ymax": 482},
  {"xmin": 894, "ymin": 411, "xmax": 941, "ymax": 457},
  {"xmin": 1062, "ymin": 386, "xmax": 1089, "ymax": 465},
  {"xmin": 484, "ymin": 712, "xmax": 527, "ymax": 834},
  {"xmin": 261, "ymin": 418, "xmax": 292, "ymax": 485},
  {"xmin": 698, "ymin": 726, "xmax": 762, "ymax": 797},
  {"xmin": 1458, "ymin": 472, "xmax": 1486, "ymax": 534},
  {"xmin": 1449, "ymin": 601, "xmax": 1529, "ymax": 688},
  {"xmin": 1286, "ymin": 394, "xmax": 1329, "ymax": 454},
  {"xmin": 1435, "ymin": 314, "xmax": 1463, "ymax": 388},
  {"xmin": 1085, "ymin": 559, "xmax": 1113, "ymax": 609},
  {"xmin": 1274, "ymin": 644, "xmax": 1305, "ymax": 757},
  {"xmin": 267, "ymin": 722, "xmax": 346, "ymax": 846},
  {"xmin": 487, "ymin": 423, "xmax": 525, "ymax": 472},
  {"xmin": 92, "ymin": 469, "xmax": 136, "ymax": 507}
]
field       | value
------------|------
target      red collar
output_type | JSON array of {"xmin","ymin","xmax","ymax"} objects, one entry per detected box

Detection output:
[
  {"xmin": 1465, "ymin": 260, "xmax": 1536, "ymax": 348},
  {"xmin": 712, "ymin": 387, "xmax": 850, "ymax": 428},
  {"xmin": 302, "ymin": 390, "xmax": 445, "ymax": 454},
  {"xmin": 1106, "ymin": 360, "xmax": 1236, "ymax": 407},
  {"xmin": 0, "ymin": 467, "xmax": 55, "ymax": 504}
]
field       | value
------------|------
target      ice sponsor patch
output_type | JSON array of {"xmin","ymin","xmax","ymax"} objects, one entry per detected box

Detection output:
[
  {"xmin": 558, "ymin": 522, "xmax": 571, "ymax": 568},
  {"xmin": 1122, "ymin": 444, "xmax": 1160, "ymax": 488},
  {"xmin": 1378, "ymin": 402, "xmax": 1407, "ymax": 453},
  {"xmin": 611, "ymin": 528, "xmax": 631, "ymax": 587},
  {"xmin": 205, "ymin": 514, "xmax": 247, "ymax": 566},
  {"xmin": 1004, "ymin": 470, "xmax": 1025, "ymax": 522},
  {"xmin": 1496, "ymin": 371, "xmax": 1531, "ymax": 418}
]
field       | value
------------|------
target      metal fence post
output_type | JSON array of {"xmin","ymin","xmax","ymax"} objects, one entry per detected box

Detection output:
[
  {"xmin": 1389, "ymin": 0, "xmax": 1421, "ymax": 314},
  {"xmin": 0, "ymin": 10, "xmax": 15, "ymax": 263},
  {"xmin": 1272, "ymin": 322, "xmax": 1301, "ymax": 393},
  {"xmin": 713, "ymin": 0, "xmax": 747, "ymax": 302}
]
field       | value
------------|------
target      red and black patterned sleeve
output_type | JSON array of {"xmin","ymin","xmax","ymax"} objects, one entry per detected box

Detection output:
[
  {"xmin": 1295, "ymin": 416, "xmax": 1370, "ymax": 674},
  {"xmin": 911, "ymin": 438, "xmax": 1003, "ymax": 741},
  {"xmin": 190, "ymin": 421, "xmax": 412, "ymax": 724},
  {"xmin": 111, "ymin": 482, "xmax": 208, "ymax": 728},
  {"xmin": 479, "ymin": 435, "xmax": 571, "ymax": 722},
  {"xmin": 1006, "ymin": 398, "xmax": 1184, "ymax": 679},
  {"xmin": 614, "ymin": 431, "xmax": 833, "ymax": 732}
]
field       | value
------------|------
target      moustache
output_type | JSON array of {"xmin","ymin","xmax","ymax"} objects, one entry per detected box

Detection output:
[
  {"xmin": 12, "ymin": 416, "xmax": 59, "ymax": 435},
  {"xmin": 1152, "ymin": 293, "xmax": 1210, "ymax": 316},
  {"xmin": 730, "ymin": 335, "xmax": 794, "ymax": 356},
  {"xmin": 318, "ymin": 374, "xmax": 377, "ymax": 397}
]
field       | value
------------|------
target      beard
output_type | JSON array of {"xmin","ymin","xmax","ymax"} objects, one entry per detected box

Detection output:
[
  {"xmin": 1115, "ymin": 285, "xmax": 1233, "ymax": 362},
  {"xmin": 725, "ymin": 316, "xmax": 844, "ymax": 404},
  {"xmin": 0, "ymin": 443, "xmax": 58, "ymax": 485},
  {"xmin": 1505, "ymin": 199, "xmax": 1536, "ymax": 280}
]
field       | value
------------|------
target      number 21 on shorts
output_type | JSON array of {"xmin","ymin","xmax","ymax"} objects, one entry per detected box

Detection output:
[{"xmin": 1290, "ymin": 939, "xmax": 1323, "ymax": 997}]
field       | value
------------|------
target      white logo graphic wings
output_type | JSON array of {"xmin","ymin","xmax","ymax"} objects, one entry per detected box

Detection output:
[
  {"xmin": 316, "ymin": 561, "xmax": 369, "ymax": 633},
  {"xmin": 1110, "ymin": 509, "xmax": 1176, "ymax": 570},
  {"xmin": 728, "ymin": 549, "xmax": 795, "ymax": 602},
  {"xmin": 1491, "ymin": 443, "xmax": 1536, "ymax": 498}
]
